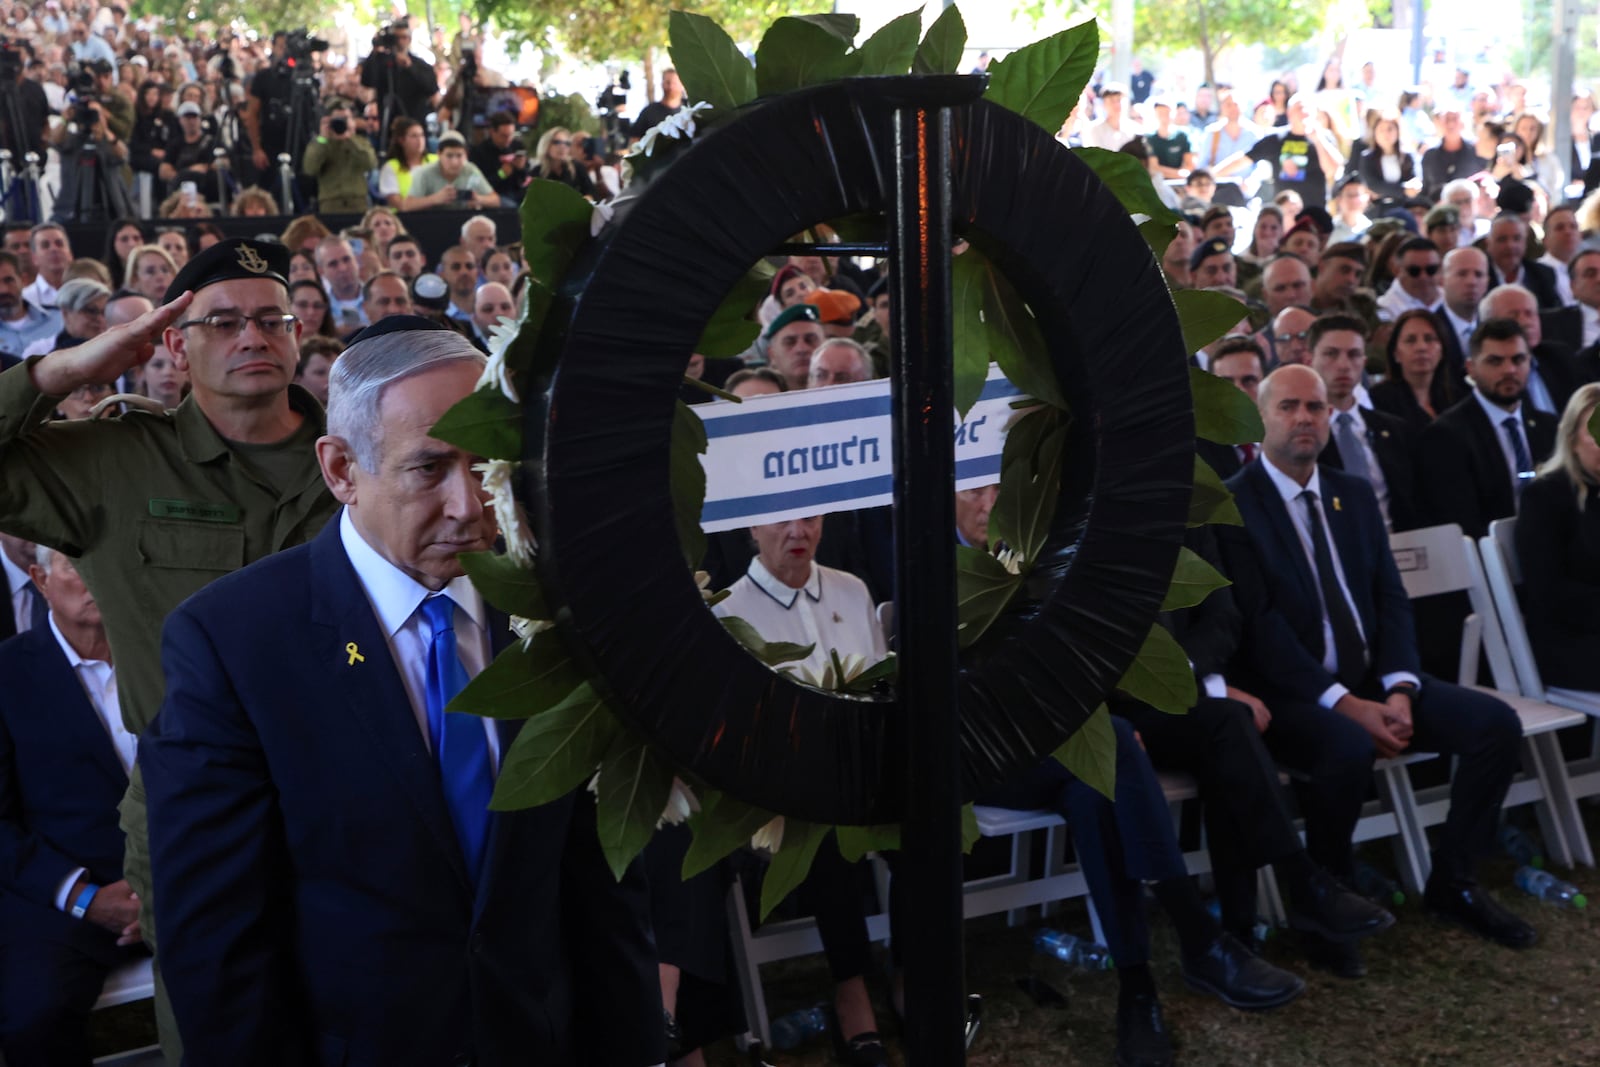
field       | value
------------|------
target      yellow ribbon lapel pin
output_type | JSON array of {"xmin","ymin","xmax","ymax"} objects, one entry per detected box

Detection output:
[
  {"xmin": 346, "ymin": 642, "xmax": 366, "ymax": 666},
  {"xmin": 1332, "ymin": 497, "xmax": 1342, "ymax": 512}
]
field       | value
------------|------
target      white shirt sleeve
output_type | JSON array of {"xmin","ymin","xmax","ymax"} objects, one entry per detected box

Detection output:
[{"xmin": 54, "ymin": 867, "xmax": 88, "ymax": 912}]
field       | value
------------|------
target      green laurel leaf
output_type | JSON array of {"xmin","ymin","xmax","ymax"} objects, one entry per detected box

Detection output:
[
  {"xmin": 489, "ymin": 682, "xmax": 621, "ymax": 811},
  {"xmin": 518, "ymin": 179, "xmax": 593, "ymax": 291},
  {"xmin": 720, "ymin": 615, "xmax": 816, "ymax": 666},
  {"xmin": 956, "ymin": 544, "xmax": 1022, "ymax": 650},
  {"xmin": 458, "ymin": 551, "xmax": 546, "ymax": 621},
  {"xmin": 760, "ymin": 819, "xmax": 830, "ymax": 920},
  {"xmin": 427, "ymin": 386, "xmax": 521, "ymax": 462},
  {"xmin": 990, "ymin": 406, "xmax": 1067, "ymax": 566},
  {"xmin": 1161, "ymin": 545, "xmax": 1231, "ymax": 610},
  {"xmin": 1074, "ymin": 147, "xmax": 1181, "ymax": 224},
  {"xmin": 1190, "ymin": 454, "xmax": 1243, "ymax": 527},
  {"xmin": 755, "ymin": 17, "xmax": 860, "ymax": 97},
  {"xmin": 912, "ymin": 4, "xmax": 966, "ymax": 74},
  {"xmin": 836, "ymin": 822, "xmax": 902, "ymax": 863},
  {"xmin": 1052, "ymin": 704, "xmax": 1117, "ymax": 800},
  {"xmin": 1175, "ymin": 287, "xmax": 1249, "ymax": 355},
  {"xmin": 447, "ymin": 629, "xmax": 586, "ymax": 720},
  {"xmin": 595, "ymin": 733, "xmax": 676, "ymax": 880},
  {"xmin": 1191, "ymin": 365, "xmax": 1265, "ymax": 445},
  {"xmin": 669, "ymin": 11, "xmax": 757, "ymax": 118},
  {"xmin": 985, "ymin": 20, "xmax": 1098, "ymax": 134},
  {"xmin": 683, "ymin": 790, "xmax": 777, "ymax": 879},
  {"xmin": 1115, "ymin": 624, "xmax": 1197, "ymax": 714},
  {"xmin": 853, "ymin": 8, "xmax": 923, "ymax": 76}
]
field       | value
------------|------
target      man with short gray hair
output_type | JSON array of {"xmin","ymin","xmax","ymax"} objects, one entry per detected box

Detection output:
[
  {"xmin": 460, "ymin": 215, "xmax": 497, "ymax": 267},
  {"xmin": 807, "ymin": 337, "xmax": 873, "ymax": 387},
  {"xmin": 142, "ymin": 318, "xmax": 665, "ymax": 1065}
]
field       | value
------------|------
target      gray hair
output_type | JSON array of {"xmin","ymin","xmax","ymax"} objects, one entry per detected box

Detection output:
[
  {"xmin": 1479, "ymin": 283, "xmax": 1536, "ymax": 321},
  {"xmin": 326, "ymin": 329, "xmax": 487, "ymax": 470},
  {"xmin": 57, "ymin": 278, "xmax": 111, "ymax": 312},
  {"xmin": 809, "ymin": 337, "xmax": 873, "ymax": 381},
  {"xmin": 461, "ymin": 214, "xmax": 496, "ymax": 238}
]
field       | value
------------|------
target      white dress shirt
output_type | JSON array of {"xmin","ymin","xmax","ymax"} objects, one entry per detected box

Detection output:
[
  {"xmin": 325, "ymin": 288, "xmax": 369, "ymax": 333},
  {"xmin": 1374, "ymin": 284, "xmax": 1440, "ymax": 323},
  {"xmin": 1582, "ymin": 304, "xmax": 1600, "ymax": 350},
  {"xmin": 1261, "ymin": 460, "xmax": 1419, "ymax": 708},
  {"xmin": 1470, "ymin": 387, "xmax": 1533, "ymax": 504},
  {"xmin": 1, "ymin": 551, "xmax": 35, "ymax": 635},
  {"xmin": 1536, "ymin": 254, "xmax": 1574, "ymax": 306},
  {"xmin": 22, "ymin": 276, "xmax": 59, "ymax": 311},
  {"xmin": 713, "ymin": 557, "xmax": 886, "ymax": 681},
  {"xmin": 339, "ymin": 509, "xmax": 501, "ymax": 768},
  {"xmin": 49, "ymin": 614, "xmax": 136, "ymax": 912},
  {"xmin": 1441, "ymin": 305, "xmax": 1476, "ymax": 353}
]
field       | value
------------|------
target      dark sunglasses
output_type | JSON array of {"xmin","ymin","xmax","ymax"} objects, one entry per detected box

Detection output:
[
  {"xmin": 550, "ymin": 138, "xmax": 571, "ymax": 146},
  {"xmin": 1404, "ymin": 264, "xmax": 1440, "ymax": 277}
]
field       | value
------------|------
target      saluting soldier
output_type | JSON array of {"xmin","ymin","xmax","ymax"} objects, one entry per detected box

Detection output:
[{"xmin": 0, "ymin": 237, "xmax": 339, "ymax": 1058}]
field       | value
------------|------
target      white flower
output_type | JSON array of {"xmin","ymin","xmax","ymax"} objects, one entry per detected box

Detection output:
[
  {"xmin": 475, "ymin": 342, "xmax": 519, "ymax": 404},
  {"xmin": 995, "ymin": 546, "xmax": 1023, "ymax": 575},
  {"xmin": 783, "ymin": 650, "xmax": 871, "ymax": 691},
  {"xmin": 751, "ymin": 815, "xmax": 785, "ymax": 853},
  {"xmin": 586, "ymin": 768, "xmax": 602, "ymax": 797},
  {"xmin": 473, "ymin": 460, "xmax": 536, "ymax": 565},
  {"xmin": 508, "ymin": 615, "xmax": 555, "ymax": 647},
  {"xmin": 624, "ymin": 100, "xmax": 714, "ymax": 161},
  {"xmin": 657, "ymin": 777, "xmax": 700, "ymax": 829},
  {"xmin": 589, "ymin": 199, "xmax": 615, "ymax": 238}
]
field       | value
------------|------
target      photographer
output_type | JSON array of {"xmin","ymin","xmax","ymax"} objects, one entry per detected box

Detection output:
[
  {"xmin": 406, "ymin": 129, "xmax": 496, "ymax": 209},
  {"xmin": 242, "ymin": 31, "xmax": 291, "ymax": 178},
  {"xmin": 360, "ymin": 19, "xmax": 437, "ymax": 127},
  {"xmin": 51, "ymin": 78, "xmax": 135, "ymax": 221},
  {"xmin": 468, "ymin": 110, "xmax": 529, "ymax": 207},
  {"xmin": 159, "ymin": 101, "xmax": 219, "ymax": 201},
  {"xmin": 76, "ymin": 60, "xmax": 132, "ymax": 142},
  {"xmin": 301, "ymin": 100, "xmax": 376, "ymax": 214}
]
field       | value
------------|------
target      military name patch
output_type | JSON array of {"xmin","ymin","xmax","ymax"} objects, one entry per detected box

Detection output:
[{"xmin": 148, "ymin": 498, "xmax": 241, "ymax": 523}]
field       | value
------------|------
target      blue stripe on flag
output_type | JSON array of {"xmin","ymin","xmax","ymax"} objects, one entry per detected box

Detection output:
[
  {"xmin": 701, "ymin": 456, "xmax": 1003, "ymax": 523},
  {"xmin": 699, "ymin": 375, "xmax": 1025, "ymax": 440}
]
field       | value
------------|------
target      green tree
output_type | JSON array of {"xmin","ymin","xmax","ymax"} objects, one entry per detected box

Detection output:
[
  {"xmin": 477, "ymin": 0, "xmax": 830, "ymax": 64},
  {"xmin": 1134, "ymin": 0, "xmax": 1330, "ymax": 86}
]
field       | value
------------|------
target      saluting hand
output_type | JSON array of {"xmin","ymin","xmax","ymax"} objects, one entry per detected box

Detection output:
[{"xmin": 29, "ymin": 291, "xmax": 194, "ymax": 398}]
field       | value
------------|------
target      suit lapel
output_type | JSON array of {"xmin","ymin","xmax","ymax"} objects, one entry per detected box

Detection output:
[
  {"xmin": 1463, "ymin": 398, "xmax": 1515, "ymax": 516},
  {"xmin": 33, "ymin": 630, "xmax": 126, "ymax": 787},
  {"xmin": 1245, "ymin": 463, "xmax": 1319, "ymax": 606},
  {"xmin": 308, "ymin": 522, "xmax": 475, "ymax": 903}
]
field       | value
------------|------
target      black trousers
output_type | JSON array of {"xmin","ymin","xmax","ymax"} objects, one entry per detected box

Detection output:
[
  {"xmin": 0, "ymin": 912, "xmax": 145, "ymax": 1067},
  {"xmin": 1261, "ymin": 675, "xmax": 1520, "ymax": 882},
  {"xmin": 1117, "ymin": 695, "xmax": 1304, "ymax": 932}
]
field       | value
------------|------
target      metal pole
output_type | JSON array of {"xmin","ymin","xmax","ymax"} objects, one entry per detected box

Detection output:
[
  {"xmin": 1409, "ymin": 0, "xmax": 1424, "ymax": 87},
  {"xmin": 1111, "ymin": 0, "xmax": 1134, "ymax": 88},
  {"xmin": 1552, "ymin": 0, "xmax": 1579, "ymax": 195},
  {"xmin": 888, "ymin": 91, "xmax": 965, "ymax": 1064}
]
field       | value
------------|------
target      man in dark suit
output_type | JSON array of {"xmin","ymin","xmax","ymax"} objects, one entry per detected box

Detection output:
[
  {"xmin": 1199, "ymin": 337, "xmax": 1267, "ymax": 480},
  {"xmin": 0, "ymin": 546, "xmax": 144, "ymax": 1066},
  {"xmin": 1540, "ymin": 248, "xmax": 1600, "ymax": 355},
  {"xmin": 1481, "ymin": 285, "xmax": 1586, "ymax": 417},
  {"xmin": 1418, "ymin": 318, "xmax": 1556, "ymax": 539},
  {"xmin": 141, "ymin": 322, "xmax": 664, "ymax": 1067},
  {"xmin": 0, "ymin": 532, "xmax": 44, "ymax": 641},
  {"xmin": 1307, "ymin": 313, "xmax": 1420, "ymax": 531},
  {"xmin": 1433, "ymin": 247, "xmax": 1489, "ymax": 387},
  {"xmin": 1221, "ymin": 365, "xmax": 1534, "ymax": 974},
  {"xmin": 1485, "ymin": 214, "xmax": 1564, "ymax": 310}
]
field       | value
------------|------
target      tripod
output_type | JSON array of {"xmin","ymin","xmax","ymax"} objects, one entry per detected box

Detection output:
[
  {"xmin": 0, "ymin": 78, "xmax": 40, "ymax": 222},
  {"xmin": 276, "ymin": 57, "xmax": 320, "ymax": 211}
]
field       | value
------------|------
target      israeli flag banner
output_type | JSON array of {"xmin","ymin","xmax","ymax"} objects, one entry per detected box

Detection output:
[{"xmin": 695, "ymin": 365, "xmax": 1025, "ymax": 533}]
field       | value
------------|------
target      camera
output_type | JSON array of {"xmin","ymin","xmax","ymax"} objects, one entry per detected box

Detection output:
[
  {"xmin": 596, "ymin": 69, "xmax": 630, "ymax": 113},
  {"xmin": 284, "ymin": 28, "xmax": 329, "ymax": 62},
  {"xmin": 329, "ymin": 116, "xmax": 349, "ymax": 136},
  {"xmin": 372, "ymin": 19, "xmax": 406, "ymax": 51},
  {"xmin": 0, "ymin": 39, "xmax": 25, "ymax": 81},
  {"xmin": 69, "ymin": 60, "xmax": 99, "ymax": 98}
]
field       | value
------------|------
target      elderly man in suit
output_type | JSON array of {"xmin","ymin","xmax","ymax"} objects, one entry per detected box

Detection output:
[
  {"xmin": 0, "ymin": 546, "xmax": 143, "ymax": 1066},
  {"xmin": 1306, "ymin": 313, "xmax": 1419, "ymax": 531},
  {"xmin": 1221, "ymin": 365, "xmax": 1533, "ymax": 978},
  {"xmin": 1480, "ymin": 285, "xmax": 1584, "ymax": 418},
  {"xmin": 1418, "ymin": 318, "xmax": 1556, "ymax": 539},
  {"xmin": 141, "ymin": 320, "xmax": 664, "ymax": 1067}
]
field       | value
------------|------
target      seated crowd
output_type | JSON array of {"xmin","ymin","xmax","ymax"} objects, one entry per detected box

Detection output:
[{"xmin": 0, "ymin": 31, "xmax": 1598, "ymax": 1067}]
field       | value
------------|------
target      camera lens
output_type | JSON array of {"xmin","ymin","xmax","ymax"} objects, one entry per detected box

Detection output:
[{"xmin": 329, "ymin": 117, "xmax": 349, "ymax": 135}]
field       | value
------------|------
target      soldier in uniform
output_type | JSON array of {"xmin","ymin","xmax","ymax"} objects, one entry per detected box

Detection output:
[{"xmin": 0, "ymin": 237, "xmax": 339, "ymax": 1057}]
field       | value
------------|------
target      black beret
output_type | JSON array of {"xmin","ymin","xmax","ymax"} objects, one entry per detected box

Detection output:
[
  {"xmin": 163, "ymin": 238, "xmax": 289, "ymax": 305},
  {"xmin": 764, "ymin": 302, "xmax": 822, "ymax": 339},
  {"xmin": 1189, "ymin": 236, "xmax": 1233, "ymax": 271},
  {"xmin": 344, "ymin": 314, "xmax": 454, "ymax": 346},
  {"xmin": 1299, "ymin": 205, "xmax": 1334, "ymax": 234},
  {"xmin": 1496, "ymin": 178, "xmax": 1534, "ymax": 215}
]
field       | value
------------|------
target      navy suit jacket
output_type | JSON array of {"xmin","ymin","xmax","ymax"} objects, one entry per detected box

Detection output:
[
  {"xmin": 1220, "ymin": 462, "xmax": 1420, "ymax": 703},
  {"xmin": 141, "ymin": 520, "xmax": 664, "ymax": 1067},
  {"xmin": 1318, "ymin": 405, "xmax": 1420, "ymax": 532},
  {"xmin": 0, "ymin": 625, "xmax": 128, "ymax": 948},
  {"xmin": 1417, "ymin": 394, "xmax": 1556, "ymax": 538}
]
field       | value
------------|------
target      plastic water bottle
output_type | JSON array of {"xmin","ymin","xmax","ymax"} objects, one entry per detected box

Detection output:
[
  {"xmin": 1033, "ymin": 928, "xmax": 1113, "ymax": 970},
  {"xmin": 1204, "ymin": 899, "xmax": 1273, "ymax": 944},
  {"xmin": 768, "ymin": 1004, "xmax": 829, "ymax": 1050},
  {"xmin": 1499, "ymin": 823, "xmax": 1544, "ymax": 869},
  {"xmin": 1354, "ymin": 862, "xmax": 1406, "ymax": 907},
  {"xmin": 1514, "ymin": 866, "xmax": 1588, "ymax": 909}
]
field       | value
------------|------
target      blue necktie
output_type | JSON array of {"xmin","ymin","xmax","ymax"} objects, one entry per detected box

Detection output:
[
  {"xmin": 1502, "ymin": 415, "xmax": 1534, "ymax": 502},
  {"xmin": 420, "ymin": 596, "xmax": 494, "ymax": 886},
  {"xmin": 23, "ymin": 580, "xmax": 47, "ymax": 633}
]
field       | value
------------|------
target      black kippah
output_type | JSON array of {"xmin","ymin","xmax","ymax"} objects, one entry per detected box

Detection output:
[
  {"xmin": 163, "ymin": 238, "xmax": 290, "ymax": 305},
  {"xmin": 344, "ymin": 314, "xmax": 455, "ymax": 346}
]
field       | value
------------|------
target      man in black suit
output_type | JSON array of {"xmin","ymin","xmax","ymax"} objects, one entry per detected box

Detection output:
[
  {"xmin": 1222, "ymin": 365, "xmax": 1534, "ymax": 973},
  {"xmin": 1418, "ymin": 318, "xmax": 1556, "ymax": 539},
  {"xmin": 1198, "ymin": 336, "xmax": 1267, "ymax": 479},
  {"xmin": 0, "ymin": 532, "xmax": 44, "ymax": 641},
  {"xmin": 1434, "ymin": 247, "xmax": 1489, "ymax": 386},
  {"xmin": 1485, "ymin": 214, "xmax": 1563, "ymax": 310},
  {"xmin": 1307, "ymin": 313, "xmax": 1419, "ymax": 531},
  {"xmin": 1481, "ymin": 285, "xmax": 1585, "ymax": 417},
  {"xmin": 141, "ymin": 322, "xmax": 664, "ymax": 1066},
  {"xmin": 1541, "ymin": 248, "xmax": 1600, "ymax": 353},
  {"xmin": 0, "ymin": 546, "xmax": 144, "ymax": 1066}
]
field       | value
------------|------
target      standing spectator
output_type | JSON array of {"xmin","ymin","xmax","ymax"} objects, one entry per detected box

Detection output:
[
  {"xmin": 1568, "ymin": 90, "xmax": 1600, "ymax": 195},
  {"xmin": 359, "ymin": 272, "xmax": 414, "ymax": 333},
  {"xmin": 1355, "ymin": 110, "xmax": 1416, "ymax": 204},
  {"xmin": 483, "ymin": 250, "xmax": 519, "ymax": 289},
  {"xmin": 301, "ymin": 101, "xmax": 377, "ymax": 215},
  {"xmin": 1377, "ymin": 238, "xmax": 1444, "ymax": 322},
  {"xmin": 460, "ymin": 216, "xmax": 497, "ymax": 267},
  {"xmin": 386, "ymin": 235, "xmax": 426, "ymax": 281},
  {"xmin": 359, "ymin": 18, "xmax": 438, "ymax": 124},
  {"xmin": 633, "ymin": 69, "xmax": 685, "ymax": 138},
  {"xmin": 471, "ymin": 282, "xmax": 514, "ymax": 348},
  {"xmin": 1485, "ymin": 216, "xmax": 1562, "ymax": 310},
  {"xmin": 377, "ymin": 118, "xmax": 434, "ymax": 210},
  {"xmin": 102, "ymin": 220, "xmax": 148, "ymax": 290},
  {"xmin": 360, "ymin": 207, "xmax": 406, "ymax": 260},
  {"xmin": 290, "ymin": 280, "xmax": 338, "ymax": 340},
  {"xmin": 1537, "ymin": 204, "xmax": 1580, "ymax": 306},
  {"xmin": 161, "ymin": 102, "xmax": 219, "ymax": 201},
  {"xmin": 408, "ymin": 131, "xmax": 498, "ymax": 210},
  {"xmin": 1249, "ymin": 95, "xmax": 1342, "ymax": 209},
  {"xmin": 1200, "ymin": 90, "xmax": 1262, "ymax": 175},
  {"xmin": 467, "ymin": 111, "xmax": 530, "ymax": 207},
  {"xmin": 1421, "ymin": 108, "xmax": 1490, "ymax": 200},
  {"xmin": 529, "ymin": 127, "xmax": 595, "ymax": 197}
]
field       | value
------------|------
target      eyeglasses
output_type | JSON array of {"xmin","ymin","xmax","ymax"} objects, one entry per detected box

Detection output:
[
  {"xmin": 1404, "ymin": 264, "xmax": 1440, "ymax": 277},
  {"xmin": 1274, "ymin": 330, "xmax": 1310, "ymax": 343},
  {"xmin": 550, "ymin": 138, "xmax": 571, "ymax": 146},
  {"xmin": 175, "ymin": 312, "xmax": 298, "ymax": 336}
]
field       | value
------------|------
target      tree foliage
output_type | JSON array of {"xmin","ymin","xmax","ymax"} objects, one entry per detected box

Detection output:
[{"xmin": 477, "ymin": 0, "xmax": 832, "ymax": 63}]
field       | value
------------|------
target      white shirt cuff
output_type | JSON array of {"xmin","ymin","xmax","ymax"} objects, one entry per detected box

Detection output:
[
  {"xmin": 1318, "ymin": 683, "xmax": 1350, "ymax": 710},
  {"xmin": 1381, "ymin": 672, "xmax": 1422, "ymax": 693},
  {"xmin": 54, "ymin": 867, "xmax": 87, "ymax": 913},
  {"xmin": 1202, "ymin": 674, "xmax": 1227, "ymax": 700}
]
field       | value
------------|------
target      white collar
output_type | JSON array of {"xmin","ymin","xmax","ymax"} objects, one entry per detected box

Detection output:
[
  {"xmin": 0, "ymin": 550, "xmax": 26, "ymax": 597},
  {"xmin": 1262, "ymin": 455, "xmax": 1323, "ymax": 508},
  {"xmin": 339, "ymin": 508, "xmax": 484, "ymax": 638},
  {"xmin": 1471, "ymin": 385, "xmax": 1521, "ymax": 425},
  {"xmin": 1582, "ymin": 304, "xmax": 1600, "ymax": 325},
  {"xmin": 746, "ymin": 555, "xmax": 821, "ymax": 610},
  {"xmin": 47, "ymin": 611, "xmax": 107, "ymax": 672}
]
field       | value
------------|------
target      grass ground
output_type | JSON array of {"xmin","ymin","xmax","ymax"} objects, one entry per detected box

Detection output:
[{"xmin": 93, "ymin": 817, "xmax": 1600, "ymax": 1067}]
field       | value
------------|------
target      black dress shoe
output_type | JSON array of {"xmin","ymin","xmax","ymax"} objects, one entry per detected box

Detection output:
[
  {"xmin": 827, "ymin": 1006, "xmax": 889, "ymax": 1067},
  {"xmin": 1289, "ymin": 868, "xmax": 1396, "ymax": 942},
  {"xmin": 1424, "ymin": 877, "xmax": 1538, "ymax": 949},
  {"xmin": 1181, "ymin": 932, "xmax": 1305, "ymax": 1011},
  {"xmin": 1115, "ymin": 989, "xmax": 1174, "ymax": 1067},
  {"xmin": 1302, "ymin": 933, "xmax": 1366, "ymax": 979}
]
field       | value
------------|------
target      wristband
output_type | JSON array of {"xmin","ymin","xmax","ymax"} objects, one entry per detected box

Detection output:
[{"xmin": 70, "ymin": 883, "xmax": 98, "ymax": 920}]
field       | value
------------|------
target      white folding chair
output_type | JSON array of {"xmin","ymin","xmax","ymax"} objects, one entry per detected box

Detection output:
[{"xmin": 1389, "ymin": 524, "xmax": 1592, "ymax": 869}]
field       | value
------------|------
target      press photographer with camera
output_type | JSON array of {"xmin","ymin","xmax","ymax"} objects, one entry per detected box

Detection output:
[
  {"xmin": 301, "ymin": 99, "xmax": 376, "ymax": 214},
  {"xmin": 360, "ymin": 18, "xmax": 437, "ymax": 140},
  {"xmin": 54, "ymin": 60, "xmax": 136, "ymax": 222}
]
